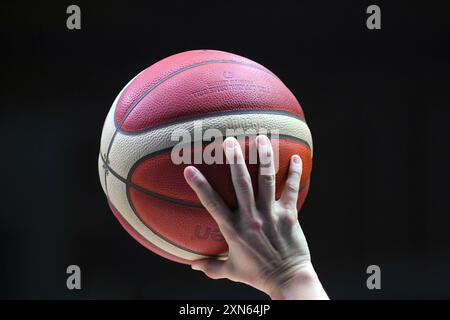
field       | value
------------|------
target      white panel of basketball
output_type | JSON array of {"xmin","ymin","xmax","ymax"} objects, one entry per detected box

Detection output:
[{"xmin": 106, "ymin": 113, "xmax": 312, "ymax": 179}]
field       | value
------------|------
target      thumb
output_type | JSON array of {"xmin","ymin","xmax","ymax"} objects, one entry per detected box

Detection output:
[{"xmin": 191, "ymin": 259, "xmax": 228, "ymax": 279}]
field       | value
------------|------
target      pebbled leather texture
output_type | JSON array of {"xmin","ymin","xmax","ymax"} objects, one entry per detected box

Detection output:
[{"xmin": 114, "ymin": 49, "xmax": 304, "ymax": 132}]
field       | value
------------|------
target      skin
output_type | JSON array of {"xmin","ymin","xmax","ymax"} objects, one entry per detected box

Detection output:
[{"xmin": 183, "ymin": 135, "xmax": 328, "ymax": 300}]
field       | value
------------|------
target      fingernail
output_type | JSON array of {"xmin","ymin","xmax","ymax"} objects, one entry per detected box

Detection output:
[
  {"xmin": 225, "ymin": 138, "xmax": 236, "ymax": 149},
  {"xmin": 292, "ymin": 155, "xmax": 301, "ymax": 164},
  {"xmin": 258, "ymin": 135, "xmax": 268, "ymax": 145},
  {"xmin": 184, "ymin": 166, "xmax": 198, "ymax": 180},
  {"xmin": 191, "ymin": 264, "xmax": 200, "ymax": 271}
]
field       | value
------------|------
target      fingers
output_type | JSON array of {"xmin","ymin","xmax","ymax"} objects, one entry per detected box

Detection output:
[
  {"xmin": 184, "ymin": 166, "xmax": 233, "ymax": 235},
  {"xmin": 279, "ymin": 155, "xmax": 303, "ymax": 209},
  {"xmin": 191, "ymin": 259, "xmax": 228, "ymax": 279},
  {"xmin": 256, "ymin": 135, "xmax": 276, "ymax": 213},
  {"xmin": 223, "ymin": 137, "xmax": 256, "ymax": 214}
]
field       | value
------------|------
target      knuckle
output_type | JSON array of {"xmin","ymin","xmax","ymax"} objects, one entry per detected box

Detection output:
[
  {"xmin": 246, "ymin": 217, "xmax": 264, "ymax": 233},
  {"xmin": 261, "ymin": 174, "xmax": 275, "ymax": 186},
  {"xmin": 278, "ymin": 212, "xmax": 296, "ymax": 227},
  {"xmin": 236, "ymin": 176, "xmax": 252, "ymax": 191},
  {"xmin": 203, "ymin": 198, "xmax": 221, "ymax": 213},
  {"xmin": 285, "ymin": 180, "xmax": 300, "ymax": 193}
]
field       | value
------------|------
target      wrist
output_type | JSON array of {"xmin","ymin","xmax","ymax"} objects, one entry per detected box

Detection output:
[{"xmin": 268, "ymin": 263, "xmax": 328, "ymax": 300}]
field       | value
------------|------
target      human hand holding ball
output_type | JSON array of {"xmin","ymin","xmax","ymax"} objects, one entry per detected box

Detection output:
[{"xmin": 184, "ymin": 135, "xmax": 328, "ymax": 300}]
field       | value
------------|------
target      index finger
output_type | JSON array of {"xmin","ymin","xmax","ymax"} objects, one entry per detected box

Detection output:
[{"xmin": 184, "ymin": 166, "xmax": 235, "ymax": 237}]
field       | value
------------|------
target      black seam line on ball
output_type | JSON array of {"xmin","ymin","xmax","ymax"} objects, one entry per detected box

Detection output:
[
  {"xmin": 107, "ymin": 201, "xmax": 228, "ymax": 259},
  {"xmin": 101, "ymin": 153, "xmax": 204, "ymax": 208},
  {"xmin": 106, "ymin": 59, "xmax": 292, "ymax": 165},
  {"xmin": 104, "ymin": 161, "xmax": 109, "ymax": 200},
  {"xmin": 113, "ymin": 59, "xmax": 277, "ymax": 129},
  {"xmin": 116, "ymin": 109, "xmax": 307, "ymax": 136},
  {"xmin": 125, "ymin": 183, "xmax": 228, "ymax": 259},
  {"xmin": 101, "ymin": 134, "xmax": 310, "ymax": 209}
]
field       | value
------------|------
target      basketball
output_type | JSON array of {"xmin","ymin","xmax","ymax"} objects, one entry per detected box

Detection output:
[{"xmin": 98, "ymin": 49, "xmax": 313, "ymax": 264}]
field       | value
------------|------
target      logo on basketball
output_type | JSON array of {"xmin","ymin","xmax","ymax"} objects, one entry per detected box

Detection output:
[
  {"xmin": 193, "ymin": 225, "xmax": 225, "ymax": 242},
  {"xmin": 222, "ymin": 71, "xmax": 234, "ymax": 78}
]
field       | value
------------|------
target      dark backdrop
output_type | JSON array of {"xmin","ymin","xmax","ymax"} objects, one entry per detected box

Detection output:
[{"xmin": 1, "ymin": 0, "xmax": 449, "ymax": 299}]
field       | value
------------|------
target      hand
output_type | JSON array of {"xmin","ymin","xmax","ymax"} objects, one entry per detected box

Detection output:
[{"xmin": 183, "ymin": 135, "xmax": 328, "ymax": 300}]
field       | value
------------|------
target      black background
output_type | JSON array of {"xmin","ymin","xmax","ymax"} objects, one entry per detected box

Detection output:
[{"xmin": 1, "ymin": 0, "xmax": 449, "ymax": 299}]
